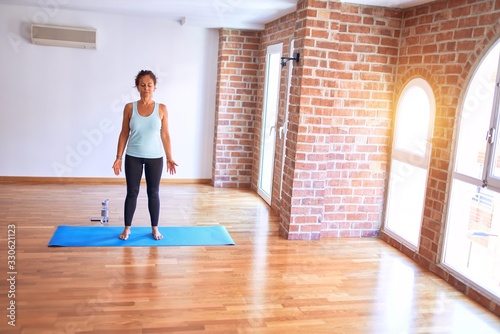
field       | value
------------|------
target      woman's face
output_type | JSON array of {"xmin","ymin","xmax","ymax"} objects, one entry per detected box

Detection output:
[{"xmin": 137, "ymin": 75, "xmax": 156, "ymax": 97}]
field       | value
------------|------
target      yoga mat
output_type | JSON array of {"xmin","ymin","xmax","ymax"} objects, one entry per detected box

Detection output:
[{"xmin": 48, "ymin": 225, "xmax": 235, "ymax": 247}]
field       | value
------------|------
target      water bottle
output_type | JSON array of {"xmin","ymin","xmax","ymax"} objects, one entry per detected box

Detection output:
[{"xmin": 101, "ymin": 199, "xmax": 109, "ymax": 224}]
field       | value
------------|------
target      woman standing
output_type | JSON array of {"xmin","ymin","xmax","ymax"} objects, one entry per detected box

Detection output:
[{"xmin": 112, "ymin": 70, "xmax": 177, "ymax": 240}]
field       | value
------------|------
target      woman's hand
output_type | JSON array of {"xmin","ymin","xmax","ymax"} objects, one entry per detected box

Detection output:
[
  {"xmin": 112, "ymin": 158, "xmax": 122, "ymax": 175},
  {"xmin": 167, "ymin": 160, "xmax": 178, "ymax": 175}
]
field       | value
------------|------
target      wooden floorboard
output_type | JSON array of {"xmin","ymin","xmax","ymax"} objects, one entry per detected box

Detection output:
[{"xmin": 0, "ymin": 181, "xmax": 499, "ymax": 333}]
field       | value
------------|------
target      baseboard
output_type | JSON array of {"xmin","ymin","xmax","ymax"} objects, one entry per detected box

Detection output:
[{"xmin": 0, "ymin": 176, "xmax": 212, "ymax": 185}]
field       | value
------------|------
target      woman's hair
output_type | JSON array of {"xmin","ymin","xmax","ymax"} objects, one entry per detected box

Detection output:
[{"xmin": 135, "ymin": 70, "xmax": 157, "ymax": 87}]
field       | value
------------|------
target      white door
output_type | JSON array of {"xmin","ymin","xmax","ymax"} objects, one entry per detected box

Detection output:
[{"xmin": 258, "ymin": 43, "xmax": 283, "ymax": 204}]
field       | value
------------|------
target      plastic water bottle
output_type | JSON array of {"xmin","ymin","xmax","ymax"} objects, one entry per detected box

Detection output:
[{"xmin": 101, "ymin": 199, "xmax": 109, "ymax": 224}]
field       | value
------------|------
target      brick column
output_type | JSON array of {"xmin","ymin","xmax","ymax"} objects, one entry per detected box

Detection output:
[
  {"xmin": 213, "ymin": 29, "xmax": 261, "ymax": 188},
  {"xmin": 279, "ymin": 0, "xmax": 398, "ymax": 239},
  {"xmin": 279, "ymin": 0, "xmax": 332, "ymax": 240}
]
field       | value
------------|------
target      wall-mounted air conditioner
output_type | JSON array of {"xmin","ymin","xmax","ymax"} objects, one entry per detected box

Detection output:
[{"xmin": 31, "ymin": 24, "xmax": 97, "ymax": 50}]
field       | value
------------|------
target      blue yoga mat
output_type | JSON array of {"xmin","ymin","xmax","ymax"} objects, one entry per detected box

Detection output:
[{"xmin": 48, "ymin": 225, "xmax": 235, "ymax": 247}]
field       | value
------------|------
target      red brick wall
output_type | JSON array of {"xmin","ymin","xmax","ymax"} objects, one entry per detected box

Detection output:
[
  {"xmin": 324, "ymin": 3, "xmax": 401, "ymax": 238},
  {"xmin": 213, "ymin": 29, "xmax": 261, "ymax": 188},
  {"xmin": 216, "ymin": 2, "xmax": 399, "ymax": 240},
  {"xmin": 274, "ymin": 0, "xmax": 400, "ymax": 240},
  {"xmin": 213, "ymin": 0, "xmax": 500, "ymax": 314},
  {"xmin": 380, "ymin": 0, "xmax": 500, "ymax": 315},
  {"xmin": 279, "ymin": 0, "xmax": 329, "ymax": 240}
]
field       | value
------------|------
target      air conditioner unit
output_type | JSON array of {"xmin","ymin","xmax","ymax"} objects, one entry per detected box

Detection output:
[{"xmin": 31, "ymin": 24, "xmax": 96, "ymax": 50}]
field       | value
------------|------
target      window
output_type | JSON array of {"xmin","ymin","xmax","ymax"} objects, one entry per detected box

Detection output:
[
  {"xmin": 384, "ymin": 78, "xmax": 435, "ymax": 248},
  {"xmin": 443, "ymin": 40, "xmax": 500, "ymax": 299}
]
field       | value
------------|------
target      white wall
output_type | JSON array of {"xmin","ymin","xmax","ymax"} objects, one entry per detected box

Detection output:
[{"xmin": 0, "ymin": 4, "xmax": 218, "ymax": 179}]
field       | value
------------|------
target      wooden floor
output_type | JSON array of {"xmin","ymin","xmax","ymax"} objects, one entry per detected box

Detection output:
[{"xmin": 0, "ymin": 180, "xmax": 499, "ymax": 334}]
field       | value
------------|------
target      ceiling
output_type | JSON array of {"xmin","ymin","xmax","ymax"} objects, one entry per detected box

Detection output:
[{"xmin": 0, "ymin": 0, "xmax": 438, "ymax": 30}]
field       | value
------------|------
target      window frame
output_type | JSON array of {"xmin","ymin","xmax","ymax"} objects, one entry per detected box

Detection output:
[
  {"xmin": 383, "ymin": 77, "xmax": 436, "ymax": 249},
  {"xmin": 483, "ymin": 54, "xmax": 500, "ymax": 191},
  {"xmin": 441, "ymin": 39, "xmax": 500, "ymax": 301}
]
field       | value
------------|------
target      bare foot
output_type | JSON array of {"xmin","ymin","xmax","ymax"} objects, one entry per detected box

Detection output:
[
  {"xmin": 152, "ymin": 227, "xmax": 163, "ymax": 240},
  {"xmin": 119, "ymin": 227, "xmax": 131, "ymax": 240}
]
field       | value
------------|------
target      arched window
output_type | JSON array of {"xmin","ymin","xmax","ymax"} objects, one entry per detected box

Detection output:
[
  {"xmin": 384, "ymin": 78, "xmax": 435, "ymax": 248},
  {"xmin": 443, "ymin": 40, "xmax": 500, "ymax": 299}
]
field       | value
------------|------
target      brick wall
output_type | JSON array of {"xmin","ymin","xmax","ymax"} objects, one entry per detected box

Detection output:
[
  {"xmin": 214, "ymin": 0, "xmax": 500, "ymax": 314},
  {"xmin": 215, "ymin": 2, "xmax": 399, "ymax": 240},
  {"xmin": 213, "ymin": 29, "xmax": 261, "ymax": 188},
  {"xmin": 323, "ymin": 3, "xmax": 401, "ymax": 238},
  {"xmin": 380, "ymin": 0, "xmax": 500, "ymax": 315},
  {"xmin": 272, "ymin": 0, "xmax": 400, "ymax": 240}
]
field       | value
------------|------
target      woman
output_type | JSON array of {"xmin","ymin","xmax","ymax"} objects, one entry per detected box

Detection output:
[{"xmin": 112, "ymin": 70, "xmax": 177, "ymax": 240}]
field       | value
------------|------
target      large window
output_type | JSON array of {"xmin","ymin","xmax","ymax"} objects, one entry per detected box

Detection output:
[
  {"xmin": 443, "ymin": 40, "xmax": 500, "ymax": 300},
  {"xmin": 384, "ymin": 78, "xmax": 435, "ymax": 248}
]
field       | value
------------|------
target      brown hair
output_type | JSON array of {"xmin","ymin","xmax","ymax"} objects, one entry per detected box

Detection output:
[{"xmin": 134, "ymin": 70, "xmax": 157, "ymax": 87}]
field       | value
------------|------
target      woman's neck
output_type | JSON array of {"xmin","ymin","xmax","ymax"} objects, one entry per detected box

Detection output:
[{"xmin": 139, "ymin": 98, "xmax": 153, "ymax": 106}]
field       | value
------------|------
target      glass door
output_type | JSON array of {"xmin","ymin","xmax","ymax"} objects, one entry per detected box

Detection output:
[
  {"xmin": 258, "ymin": 43, "xmax": 282, "ymax": 204},
  {"xmin": 384, "ymin": 78, "xmax": 436, "ymax": 248}
]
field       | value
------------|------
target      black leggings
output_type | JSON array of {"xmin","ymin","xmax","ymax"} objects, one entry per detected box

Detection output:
[{"xmin": 124, "ymin": 155, "xmax": 163, "ymax": 227}]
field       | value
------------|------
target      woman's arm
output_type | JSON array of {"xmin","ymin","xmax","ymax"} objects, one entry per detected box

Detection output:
[
  {"xmin": 159, "ymin": 103, "xmax": 177, "ymax": 175},
  {"xmin": 112, "ymin": 103, "xmax": 132, "ymax": 175}
]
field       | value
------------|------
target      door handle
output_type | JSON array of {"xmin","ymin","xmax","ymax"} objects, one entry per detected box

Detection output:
[
  {"xmin": 269, "ymin": 125, "xmax": 276, "ymax": 136},
  {"xmin": 486, "ymin": 127, "xmax": 496, "ymax": 144},
  {"xmin": 278, "ymin": 126, "xmax": 286, "ymax": 139}
]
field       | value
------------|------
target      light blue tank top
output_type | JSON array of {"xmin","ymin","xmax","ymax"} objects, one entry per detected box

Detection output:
[{"xmin": 126, "ymin": 101, "xmax": 163, "ymax": 159}]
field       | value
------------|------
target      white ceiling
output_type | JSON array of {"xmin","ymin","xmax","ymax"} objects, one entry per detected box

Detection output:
[{"xmin": 0, "ymin": 0, "xmax": 438, "ymax": 30}]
